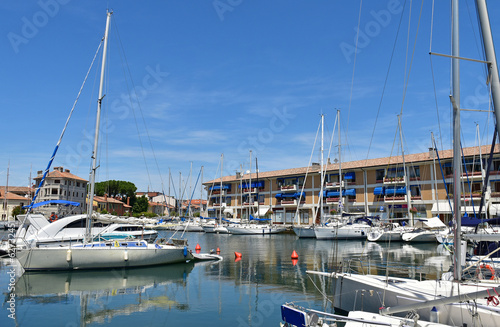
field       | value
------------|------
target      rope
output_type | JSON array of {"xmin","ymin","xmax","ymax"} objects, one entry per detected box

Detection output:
[
  {"xmin": 26, "ymin": 41, "xmax": 103, "ymax": 214},
  {"xmin": 346, "ymin": 0, "xmax": 363, "ymax": 139}
]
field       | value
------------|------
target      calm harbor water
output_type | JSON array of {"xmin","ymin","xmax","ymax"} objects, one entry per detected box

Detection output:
[{"xmin": 0, "ymin": 229, "xmax": 452, "ymax": 326}]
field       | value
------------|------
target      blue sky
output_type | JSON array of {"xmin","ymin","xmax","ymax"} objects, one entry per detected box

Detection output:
[{"xmin": 1, "ymin": 1, "xmax": 499, "ymax": 198}]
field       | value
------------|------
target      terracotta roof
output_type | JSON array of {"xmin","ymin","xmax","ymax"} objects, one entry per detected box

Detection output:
[
  {"xmin": 149, "ymin": 202, "xmax": 166, "ymax": 207},
  {"xmin": 204, "ymin": 144, "xmax": 500, "ymax": 184},
  {"xmin": 34, "ymin": 169, "xmax": 87, "ymax": 182},
  {"xmin": 0, "ymin": 191, "xmax": 28, "ymax": 201},
  {"xmin": 0, "ymin": 186, "xmax": 33, "ymax": 195},
  {"xmin": 182, "ymin": 199, "xmax": 206, "ymax": 205},
  {"xmin": 93, "ymin": 196, "xmax": 124, "ymax": 204}
]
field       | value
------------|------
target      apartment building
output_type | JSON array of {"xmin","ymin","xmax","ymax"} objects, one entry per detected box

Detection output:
[
  {"xmin": 204, "ymin": 145, "xmax": 500, "ymax": 226},
  {"xmin": 33, "ymin": 167, "xmax": 88, "ymax": 217}
]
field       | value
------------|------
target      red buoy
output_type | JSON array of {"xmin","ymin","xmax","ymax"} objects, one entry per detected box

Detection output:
[
  {"xmin": 291, "ymin": 250, "xmax": 299, "ymax": 260},
  {"xmin": 292, "ymin": 259, "xmax": 298, "ymax": 266},
  {"xmin": 234, "ymin": 251, "xmax": 242, "ymax": 258},
  {"xmin": 195, "ymin": 244, "xmax": 201, "ymax": 250},
  {"xmin": 216, "ymin": 247, "xmax": 220, "ymax": 254}
]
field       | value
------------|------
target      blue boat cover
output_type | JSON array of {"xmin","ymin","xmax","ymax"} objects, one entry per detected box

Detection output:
[
  {"xmin": 281, "ymin": 305, "xmax": 307, "ymax": 327},
  {"xmin": 250, "ymin": 215, "xmax": 271, "ymax": 221},
  {"xmin": 23, "ymin": 200, "xmax": 81, "ymax": 209}
]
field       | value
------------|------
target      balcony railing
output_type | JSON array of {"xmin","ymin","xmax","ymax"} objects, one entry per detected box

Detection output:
[
  {"xmin": 211, "ymin": 190, "xmax": 227, "ymax": 196},
  {"xmin": 383, "ymin": 176, "xmax": 406, "ymax": 184},
  {"xmin": 384, "ymin": 195, "xmax": 407, "ymax": 203},
  {"xmin": 325, "ymin": 181, "xmax": 343, "ymax": 189},
  {"xmin": 280, "ymin": 185, "xmax": 297, "ymax": 191}
]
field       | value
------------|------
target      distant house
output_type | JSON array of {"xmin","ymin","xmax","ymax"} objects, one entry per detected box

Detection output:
[
  {"xmin": 181, "ymin": 199, "xmax": 207, "ymax": 216},
  {"xmin": 148, "ymin": 201, "xmax": 166, "ymax": 216},
  {"xmin": 92, "ymin": 194, "xmax": 130, "ymax": 216},
  {"xmin": 0, "ymin": 188, "xmax": 29, "ymax": 221},
  {"xmin": 32, "ymin": 167, "xmax": 88, "ymax": 217},
  {"xmin": 136, "ymin": 191, "xmax": 162, "ymax": 201}
]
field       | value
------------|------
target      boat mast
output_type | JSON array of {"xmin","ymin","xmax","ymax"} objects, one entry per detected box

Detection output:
[
  {"xmin": 219, "ymin": 154, "xmax": 223, "ymax": 226},
  {"xmin": 319, "ymin": 114, "xmax": 324, "ymax": 225},
  {"xmin": 431, "ymin": 132, "xmax": 440, "ymax": 218},
  {"xmin": 476, "ymin": 0, "xmax": 500, "ymax": 141},
  {"xmin": 451, "ymin": 0, "xmax": 462, "ymax": 281},
  {"xmin": 337, "ymin": 110, "xmax": 343, "ymax": 215},
  {"xmin": 248, "ymin": 150, "xmax": 252, "ymax": 221},
  {"xmin": 85, "ymin": 11, "xmax": 112, "ymax": 243},
  {"xmin": 3, "ymin": 161, "xmax": 9, "ymax": 221},
  {"xmin": 200, "ymin": 166, "xmax": 204, "ymax": 217},
  {"xmin": 398, "ymin": 115, "xmax": 412, "ymax": 225}
]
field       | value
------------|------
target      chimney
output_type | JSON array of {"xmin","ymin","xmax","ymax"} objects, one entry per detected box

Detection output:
[
  {"xmin": 428, "ymin": 147, "xmax": 436, "ymax": 159},
  {"xmin": 65, "ymin": 169, "xmax": 70, "ymax": 173},
  {"xmin": 127, "ymin": 197, "xmax": 130, "ymax": 206},
  {"xmin": 104, "ymin": 194, "xmax": 108, "ymax": 201}
]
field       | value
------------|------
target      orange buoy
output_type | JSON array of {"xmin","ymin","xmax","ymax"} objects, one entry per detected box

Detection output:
[
  {"xmin": 291, "ymin": 250, "xmax": 299, "ymax": 260},
  {"xmin": 292, "ymin": 259, "xmax": 298, "ymax": 266},
  {"xmin": 195, "ymin": 244, "xmax": 201, "ymax": 250},
  {"xmin": 234, "ymin": 251, "xmax": 242, "ymax": 258},
  {"xmin": 235, "ymin": 257, "xmax": 242, "ymax": 263},
  {"xmin": 216, "ymin": 247, "xmax": 220, "ymax": 254}
]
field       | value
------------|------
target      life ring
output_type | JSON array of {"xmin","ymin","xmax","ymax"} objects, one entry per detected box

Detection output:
[
  {"xmin": 477, "ymin": 264, "xmax": 495, "ymax": 280},
  {"xmin": 49, "ymin": 214, "xmax": 58, "ymax": 222}
]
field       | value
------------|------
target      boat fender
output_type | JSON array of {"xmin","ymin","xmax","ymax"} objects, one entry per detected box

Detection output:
[
  {"xmin": 430, "ymin": 306, "xmax": 439, "ymax": 323},
  {"xmin": 124, "ymin": 250, "xmax": 128, "ymax": 261},
  {"xmin": 66, "ymin": 249, "xmax": 72, "ymax": 262},
  {"xmin": 183, "ymin": 246, "xmax": 188, "ymax": 257}
]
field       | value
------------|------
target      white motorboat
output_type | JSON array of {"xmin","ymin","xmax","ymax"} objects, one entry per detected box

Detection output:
[
  {"xmin": 401, "ymin": 217, "xmax": 446, "ymax": 243},
  {"xmin": 13, "ymin": 213, "xmax": 157, "ymax": 248}
]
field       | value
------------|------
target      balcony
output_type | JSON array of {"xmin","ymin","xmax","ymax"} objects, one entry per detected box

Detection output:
[
  {"xmin": 383, "ymin": 176, "xmax": 406, "ymax": 184},
  {"xmin": 280, "ymin": 185, "xmax": 297, "ymax": 192},
  {"xmin": 212, "ymin": 203, "xmax": 227, "ymax": 207},
  {"xmin": 242, "ymin": 188, "xmax": 259, "ymax": 194},
  {"xmin": 384, "ymin": 195, "xmax": 407, "ymax": 203},
  {"xmin": 325, "ymin": 181, "xmax": 344, "ymax": 189},
  {"xmin": 243, "ymin": 201, "xmax": 259, "ymax": 207},
  {"xmin": 211, "ymin": 189, "xmax": 227, "ymax": 196}
]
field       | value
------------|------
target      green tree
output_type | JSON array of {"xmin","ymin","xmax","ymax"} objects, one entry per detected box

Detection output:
[
  {"xmin": 132, "ymin": 195, "xmax": 149, "ymax": 214},
  {"xmin": 12, "ymin": 205, "xmax": 25, "ymax": 217},
  {"xmin": 94, "ymin": 180, "xmax": 137, "ymax": 206}
]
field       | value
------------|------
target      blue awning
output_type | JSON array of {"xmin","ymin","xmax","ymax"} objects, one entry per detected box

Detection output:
[
  {"xmin": 24, "ymin": 200, "xmax": 81, "ymax": 209},
  {"xmin": 344, "ymin": 172, "xmax": 355, "ymax": 180},
  {"xmin": 239, "ymin": 180, "xmax": 265, "ymax": 188},
  {"xmin": 344, "ymin": 189, "xmax": 356, "ymax": 196},
  {"xmin": 326, "ymin": 191, "xmax": 340, "ymax": 197},
  {"xmin": 275, "ymin": 193, "xmax": 283, "ymax": 198},
  {"xmin": 209, "ymin": 184, "xmax": 231, "ymax": 191},
  {"xmin": 295, "ymin": 192, "xmax": 306, "ymax": 198},
  {"xmin": 281, "ymin": 193, "xmax": 297, "ymax": 198},
  {"xmin": 385, "ymin": 187, "xmax": 406, "ymax": 195},
  {"xmin": 373, "ymin": 187, "xmax": 385, "ymax": 195}
]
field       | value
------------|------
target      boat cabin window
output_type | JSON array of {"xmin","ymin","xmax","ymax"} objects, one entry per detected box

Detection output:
[{"xmin": 65, "ymin": 218, "xmax": 87, "ymax": 228}]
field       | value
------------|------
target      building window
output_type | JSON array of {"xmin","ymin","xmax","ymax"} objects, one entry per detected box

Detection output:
[
  {"xmin": 77, "ymin": 182, "xmax": 80, "ymax": 187},
  {"xmin": 51, "ymin": 189, "xmax": 58, "ymax": 195},
  {"xmin": 54, "ymin": 180, "xmax": 60, "ymax": 184}
]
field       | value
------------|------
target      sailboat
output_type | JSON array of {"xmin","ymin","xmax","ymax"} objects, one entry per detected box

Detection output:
[
  {"xmin": 15, "ymin": 11, "xmax": 193, "ymax": 271},
  {"xmin": 226, "ymin": 154, "xmax": 285, "ymax": 235},
  {"xmin": 314, "ymin": 110, "xmax": 372, "ymax": 240},
  {"xmin": 307, "ymin": 1, "xmax": 500, "ymax": 325}
]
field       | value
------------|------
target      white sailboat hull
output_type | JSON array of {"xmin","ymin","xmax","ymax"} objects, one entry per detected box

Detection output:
[
  {"xmin": 226, "ymin": 225, "xmax": 285, "ymax": 235},
  {"xmin": 16, "ymin": 242, "xmax": 193, "ymax": 271},
  {"xmin": 329, "ymin": 273, "xmax": 500, "ymax": 326},
  {"xmin": 314, "ymin": 224, "xmax": 370, "ymax": 240},
  {"xmin": 367, "ymin": 229, "xmax": 403, "ymax": 242},
  {"xmin": 293, "ymin": 226, "xmax": 317, "ymax": 238}
]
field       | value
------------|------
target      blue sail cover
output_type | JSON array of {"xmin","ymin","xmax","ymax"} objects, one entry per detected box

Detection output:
[
  {"xmin": 23, "ymin": 200, "xmax": 81, "ymax": 209},
  {"xmin": 250, "ymin": 214, "xmax": 271, "ymax": 221}
]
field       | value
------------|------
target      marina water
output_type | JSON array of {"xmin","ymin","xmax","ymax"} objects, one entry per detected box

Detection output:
[{"xmin": 0, "ymin": 230, "xmax": 451, "ymax": 326}]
